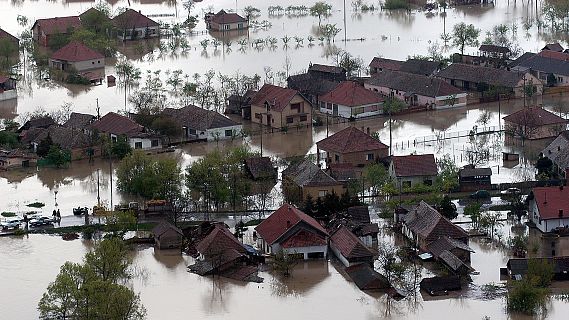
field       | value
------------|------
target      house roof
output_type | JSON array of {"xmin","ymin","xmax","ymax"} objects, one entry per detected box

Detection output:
[
  {"xmin": 330, "ymin": 226, "xmax": 374, "ymax": 260},
  {"xmin": 32, "ymin": 125, "xmax": 91, "ymax": 150},
  {"xmin": 209, "ymin": 10, "xmax": 247, "ymax": 24},
  {"xmin": 366, "ymin": 69, "xmax": 464, "ymax": 98},
  {"xmin": 542, "ymin": 43, "xmax": 564, "ymax": 52},
  {"xmin": 459, "ymin": 167, "xmax": 492, "ymax": 178},
  {"xmin": 244, "ymin": 157, "xmax": 275, "ymax": 180},
  {"xmin": 542, "ymin": 131, "xmax": 569, "ymax": 171},
  {"xmin": 369, "ymin": 57, "xmax": 403, "ymax": 71},
  {"xmin": 427, "ymin": 236, "xmax": 474, "ymax": 258},
  {"xmin": 152, "ymin": 221, "xmax": 183, "ymax": 237},
  {"xmin": 345, "ymin": 263, "xmax": 390, "ymax": 290},
  {"xmin": 317, "ymin": 126, "xmax": 388, "ymax": 154},
  {"xmin": 347, "ymin": 206, "xmax": 371, "ymax": 224},
  {"xmin": 162, "ymin": 105, "xmax": 240, "ymax": 132},
  {"xmin": 320, "ymin": 81, "xmax": 384, "ymax": 107},
  {"xmin": 32, "ymin": 16, "xmax": 81, "ymax": 35},
  {"xmin": 112, "ymin": 9, "xmax": 159, "ymax": 29},
  {"xmin": 511, "ymin": 52, "xmax": 569, "ymax": 77},
  {"xmin": 308, "ymin": 63, "xmax": 345, "ymax": 75},
  {"xmin": 503, "ymin": 107, "xmax": 568, "ymax": 126},
  {"xmin": 64, "ymin": 112, "xmax": 96, "ymax": 129},
  {"xmin": 538, "ymin": 50, "xmax": 569, "ymax": 62},
  {"xmin": 281, "ymin": 229, "xmax": 327, "ymax": 248},
  {"xmin": 18, "ymin": 116, "xmax": 56, "ymax": 132},
  {"xmin": 391, "ymin": 154, "xmax": 438, "ymax": 177},
  {"xmin": 90, "ymin": 112, "xmax": 145, "ymax": 137},
  {"xmin": 420, "ymin": 275, "xmax": 461, "ymax": 293},
  {"xmin": 250, "ymin": 84, "xmax": 300, "ymax": 112},
  {"xmin": 353, "ymin": 223, "xmax": 379, "ymax": 237},
  {"xmin": 282, "ymin": 159, "xmax": 341, "ymax": 188},
  {"xmin": 327, "ymin": 163, "xmax": 357, "ymax": 182},
  {"xmin": 196, "ymin": 224, "xmax": 246, "ymax": 256},
  {"xmin": 255, "ymin": 204, "xmax": 328, "ymax": 245},
  {"xmin": 437, "ymin": 63, "xmax": 529, "ymax": 88},
  {"xmin": 51, "ymin": 41, "xmax": 104, "ymax": 62},
  {"xmin": 399, "ymin": 59, "xmax": 440, "ymax": 76},
  {"xmin": 479, "ymin": 44, "xmax": 511, "ymax": 54},
  {"xmin": 0, "ymin": 148, "xmax": 37, "ymax": 160},
  {"xmin": 287, "ymin": 73, "xmax": 340, "ymax": 97},
  {"xmin": 438, "ymin": 250, "xmax": 471, "ymax": 272},
  {"xmin": 0, "ymin": 28, "xmax": 18, "ymax": 43},
  {"xmin": 531, "ymin": 186, "xmax": 569, "ymax": 220},
  {"xmin": 404, "ymin": 201, "xmax": 468, "ymax": 243}
]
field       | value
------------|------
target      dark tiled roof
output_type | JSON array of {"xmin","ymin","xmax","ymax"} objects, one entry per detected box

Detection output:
[
  {"xmin": 32, "ymin": 126, "xmax": 91, "ymax": 150},
  {"xmin": 112, "ymin": 9, "xmax": 159, "ymax": 29},
  {"xmin": 366, "ymin": 69, "xmax": 463, "ymax": 98},
  {"xmin": 420, "ymin": 275, "xmax": 461, "ymax": 293},
  {"xmin": 162, "ymin": 105, "xmax": 240, "ymax": 131},
  {"xmin": 347, "ymin": 206, "xmax": 371, "ymax": 224},
  {"xmin": 210, "ymin": 10, "xmax": 247, "ymax": 24},
  {"xmin": 327, "ymin": 163, "xmax": 357, "ymax": 182},
  {"xmin": 404, "ymin": 201, "xmax": 468, "ymax": 243},
  {"xmin": 281, "ymin": 229, "xmax": 326, "ymax": 248},
  {"xmin": 287, "ymin": 73, "xmax": 339, "ymax": 97},
  {"xmin": 345, "ymin": 263, "xmax": 390, "ymax": 290},
  {"xmin": 503, "ymin": 107, "xmax": 568, "ymax": 126},
  {"xmin": 308, "ymin": 63, "xmax": 345, "ymax": 74},
  {"xmin": 437, "ymin": 63, "xmax": 527, "ymax": 88},
  {"xmin": 427, "ymin": 236, "xmax": 474, "ymax": 258},
  {"xmin": 320, "ymin": 81, "xmax": 384, "ymax": 107},
  {"xmin": 152, "ymin": 221, "xmax": 183, "ymax": 237},
  {"xmin": 255, "ymin": 204, "xmax": 328, "ymax": 245},
  {"xmin": 245, "ymin": 157, "xmax": 276, "ymax": 180},
  {"xmin": 459, "ymin": 167, "xmax": 492, "ymax": 178},
  {"xmin": 353, "ymin": 223, "xmax": 379, "ymax": 237},
  {"xmin": 531, "ymin": 186, "xmax": 569, "ymax": 220},
  {"xmin": 250, "ymin": 84, "xmax": 300, "ymax": 112},
  {"xmin": 32, "ymin": 16, "xmax": 81, "ymax": 35},
  {"xmin": 282, "ymin": 159, "xmax": 341, "ymax": 188},
  {"xmin": 542, "ymin": 43, "xmax": 564, "ymax": 52},
  {"xmin": 64, "ymin": 112, "xmax": 96, "ymax": 129},
  {"xmin": 330, "ymin": 226, "xmax": 373, "ymax": 259},
  {"xmin": 391, "ymin": 154, "xmax": 438, "ymax": 177},
  {"xmin": 438, "ymin": 250, "xmax": 470, "ymax": 272},
  {"xmin": 479, "ymin": 44, "xmax": 510, "ymax": 54},
  {"xmin": 538, "ymin": 50, "xmax": 569, "ymax": 61},
  {"xmin": 90, "ymin": 112, "xmax": 145, "ymax": 137},
  {"xmin": 507, "ymin": 257, "xmax": 569, "ymax": 277},
  {"xmin": 542, "ymin": 131, "xmax": 569, "ymax": 171},
  {"xmin": 19, "ymin": 117, "xmax": 56, "ymax": 132},
  {"xmin": 399, "ymin": 59, "xmax": 440, "ymax": 76},
  {"xmin": 196, "ymin": 224, "xmax": 246, "ymax": 256},
  {"xmin": 369, "ymin": 57, "xmax": 403, "ymax": 71},
  {"xmin": 317, "ymin": 126, "xmax": 388, "ymax": 154},
  {"xmin": 51, "ymin": 41, "xmax": 104, "ymax": 62},
  {"xmin": 512, "ymin": 52, "xmax": 569, "ymax": 76}
]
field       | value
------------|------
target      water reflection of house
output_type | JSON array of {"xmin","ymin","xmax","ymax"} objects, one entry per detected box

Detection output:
[
  {"xmin": 541, "ymin": 131, "xmax": 569, "ymax": 178},
  {"xmin": 365, "ymin": 70, "xmax": 467, "ymax": 110},
  {"xmin": 250, "ymin": 84, "xmax": 312, "ymax": 129},
  {"xmin": 389, "ymin": 154, "xmax": 438, "ymax": 189},
  {"xmin": 49, "ymin": 41, "xmax": 105, "ymax": 83},
  {"xmin": 329, "ymin": 225, "xmax": 374, "ymax": 267},
  {"xmin": 256, "ymin": 204, "xmax": 329, "ymax": 259},
  {"xmin": 319, "ymin": 81, "xmax": 384, "ymax": 118},
  {"xmin": 152, "ymin": 221, "xmax": 184, "ymax": 250},
  {"xmin": 317, "ymin": 126, "xmax": 389, "ymax": 167},
  {"xmin": 162, "ymin": 105, "xmax": 242, "ymax": 142},
  {"xmin": 0, "ymin": 149, "xmax": 37, "ymax": 170},
  {"xmin": 346, "ymin": 263, "xmax": 390, "ymax": 290},
  {"xmin": 31, "ymin": 16, "xmax": 81, "ymax": 47},
  {"xmin": 90, "ymin": 112, "xmax": 162, "ymax": 150},
  {"xmin": 112, "ymin": 9, "xmax": 160, "ymax": 41},
  {"xmin": 282, "ymin": 159, "xmax": 344, "ymax": 202},
  {"xmin": 503, "ymin": 106, "xmax": 568, "ymax": 140},
  {"xmin": 528, "ymin": 185, "xmax": 569, "ymax": 234},
  {"xmin": 0, "ymin": 76, "xmax": 17, "ymax": 102},
  {"xmin": 205, "ymin": 10, "xmax": 248, "ymax": 31}
]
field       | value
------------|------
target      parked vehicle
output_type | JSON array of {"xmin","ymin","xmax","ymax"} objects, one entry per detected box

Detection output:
[
  {"xmin": 1, "ymin": 217, "xmax": 23, "ymax": 230},
  {"xmin": 73, "ymin": 207, "xmax": 89, "ymax": 216},
  {"xmin": 470, "ymin": 190, "xmax": 490, "ymax": 199},
  {"xmin": 29, "ymin": 216, "xmax": 55, "ymax": 227},
  {"xmin": 501, "ymin": 188, "xmax": 521, "ymax": 195}
]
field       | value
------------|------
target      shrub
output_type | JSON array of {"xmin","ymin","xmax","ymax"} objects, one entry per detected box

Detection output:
[
  {"xmin": 507, "ymin": 279, "xmax": 548, "ymax": 314},
  {"xmin": 383, "ymin": 0, "xmax": 410, "ymax": 10},
  {"xmin": 26, "ymin": 202, "xmax": 45, "ymax": 208}
]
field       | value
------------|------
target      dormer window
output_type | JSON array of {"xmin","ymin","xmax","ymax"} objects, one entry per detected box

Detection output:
[{"xmin": 264, "ymin": 101, "xmax": 270, "ymax": 112}]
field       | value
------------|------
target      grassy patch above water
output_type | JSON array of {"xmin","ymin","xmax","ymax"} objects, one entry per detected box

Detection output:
[
  {"xmin": 1, "ymin": 212, "xmax": 16, "ymax": 217},
  {"xmin": 26, "ymin": 202, "xmax": 45, "ymax": 208}
]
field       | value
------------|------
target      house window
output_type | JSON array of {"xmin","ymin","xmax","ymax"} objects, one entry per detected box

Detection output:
[
  {"xmin": 111, "ymin": 136, "xmax": 117, "ymax": 143},
  {"xmin": 189, "ymin": 128, "xmax": 197, "ymax": 135},
  {"xmin": 291, "ymin": 103, "xmax": 301, "ymax": 112},
  {"xmin": 255, "ymin": 113, "xmax": 262, "ymax": 120},
  {"xmin": 424, "ymin": 179, "xmax": 433, "ymax": 186},
  {"xmin": 151, "ymin": 139, "xmax": 159, "ymax": 147},
  {"xmin": 402, "ymin": 181, "xmax": 411, "ymax": 188},
  {"xmin": 225, "ymin": 129, "xmax": 233, "ymax": 137},
  {"xmin": 134, "ymin": 142, "xmax": 143, "ymax": 149},
  {"xmin": 334, "ymin": 154, "xmax": 340, "ymax": 162},
  {"xmin": 92, "ymin": 61, "xmax": 95, "ymax": 64},
  {"xmin": 300, "ymin": 115, "xmax": 307, "ymax": 122},
  {"xmin": 286, "ymin": 116, "xmax": 294, "ymax": 124},
  {"xmin": 224, "ymin": 24, "xmax": 230, "ymax": 30},
  {"xmin": 318, "ymin": 190, "xmax": 328, "ymax": 197},
  {"xmin": 307, "ymin": 252, "xmax": 324, "ymax": 259},
  {"xmin": 327, "ymin": 102, "xmax": 333, "ymax": 110},
  {"xmin": 366, "ymin": 153, "xmax": 374, "ymax": 161}
]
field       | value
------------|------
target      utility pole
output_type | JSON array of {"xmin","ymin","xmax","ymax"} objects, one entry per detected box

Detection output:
[
  {"xmin": 343, "ymin": 0, "xmax": 347, "ymax": 44},
  {"xmin": 96, "ymin": 98, "xmax": 100, "ymax": 119},
  {"xmin": 109, "ymin": 153, "xmax": 113, "ymax": 211},
  {"xmin": 97, "ymin": 169, "xmax": 100, "ymax": 206}
]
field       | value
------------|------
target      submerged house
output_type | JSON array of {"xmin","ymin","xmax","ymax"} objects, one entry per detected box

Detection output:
[
  {"xmin": 503, "ymin": 106, "xmax": 568, "ymax": 140},
  {"xmin": 389, "ymin": 154, "xmax": 438, "ymax": 189},
  {"xmin": 287, "ymin": 63, "xmax": 346, "ymax": 105},
  {"xmin": 329, "ymin": 225, "xmax": 374, "ymax": 267},
  {"xmin": 510, "ymin": 50, "xmax": 569, "ymax": 87},
  {"xmin": 49, "ymin": 41, "xmax": 105, "ymax": 81},
  {"xmin": 90, "ymin": 112, "xmax": 162, "ymax": 150},
  {"xmin": 31, "ymin": 16, "xmax": 81, "ymax": 47},
  {"xmin": 0, "ymin": 149, "xmax": 37, "ymax": 170},
  {"xmin": 152, "ymin": 221, "xmax": 184, "ymax": 250},
  {"xmin": 528, "ymin": 186, "xmax": 569, "ymax": 233},
  {"xmin": 541, "ymin": 131, "xmax": 569, "ymax": 178},
  {"xmin": 112, "ymin": 9, "xmax": 160, "ymax": 41},
  {"xmin": 282, "ymin": 159, "xmax": 344, "ymax": 202},
  {"xmin": 319, "ymin": 81, "xmax": 384, "ymax": 118},
  {"xmin": 0, "ymin": 76, "xmax": 17, "ymax": 101},
  {"xmin": 225, "ymin": 89, "xmax": 256, "ymax": 119},
  {"xmin": 345, "ymin": 263, "xmax": 390, "ymax": 290},
  {"xmin": 162, "ymin": 105, "xmax": 242, "ymax": 142},
  {"xmin": 29, "ymin": 125, "xmax": 98, "ymax": 160},
  {"xmin": 205, "ymin": 10, "xmax": 248, "ymax": 31},
  {"xmin": 458, "ymin": 166, "xmax": 492, "ymax": 191},
  {"xmin": 255, "ymin": 204, "xmax": 329, "ymax": 259},
  {"xmin": 250, "ymin": 84, "xmax": 312, "ymax": 129}
]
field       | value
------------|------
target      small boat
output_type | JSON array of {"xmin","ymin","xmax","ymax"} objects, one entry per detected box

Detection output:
[{"xmin": 73, "ymin": 207, "xmax": 88, "ymax": 216}]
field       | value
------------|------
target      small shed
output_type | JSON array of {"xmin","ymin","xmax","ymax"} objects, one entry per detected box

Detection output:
[
  {"xmin": 459, "ymin": 166, "xmax": 492, "ymax": 191},
  {"xmin": 345, "ymin": 263, "xmax": 391, "ymax": 290},
  {"xmin": 152, "ymin": 221, "xmax": 184, "ymax": 250},
  {"xmin": 420, "ymin": 275, "xmax": 461, "ymax": 296}
]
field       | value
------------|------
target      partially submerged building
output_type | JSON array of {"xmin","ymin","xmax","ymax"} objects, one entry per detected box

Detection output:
[
  {"xmin": 329, "ymin": 225, "xmax": 374, "ymax": 267},
  {"xmin": 152, "ymin": 221, "xmax": 184, "ymax": 250},
  {"xmin": 528, "ymin": 185, "xmax": 569, "ymax": 233},
  {"xmin": 503, "ymin": 107, "xmax": 568, "ymax": 140},
  {"xmin": 282, "ymin": 159, "xmax": 344, "ymax": 202},
  {"xmin": 317, "ymin": 126, "xmax": 389, "ymax": 167},
  {"xmin": 389, "ymin": 154, "xmax": 438, "ymax": 189}
]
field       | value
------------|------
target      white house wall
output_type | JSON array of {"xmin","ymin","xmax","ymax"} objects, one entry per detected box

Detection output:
[
  {"xmin": 530, "ymin": 199, "xmax": 569, "ymax": 233},
  {"xmin": 128, "ymin": 137, "xmax": 161, "ymax": 150},
  {"xmin": 320, "ymin": 102, "xmax": 382, "ymax": 119},
  {"xmin": 206, "ymin": 124, "xmax": 243, "ymax": 141}
]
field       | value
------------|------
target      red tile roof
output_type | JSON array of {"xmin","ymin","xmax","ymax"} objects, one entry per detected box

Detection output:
[
  {"xmin": 503, "ymin": 107, "xmax": 568, "ymax": 126},
  {"xmin": 539, "ymin": 49, "xmax": 569, "ymax": 61},
  {"xmin": 90, "ymin": 112, "xmax": 144, "ymax": 136},
  {"xmin": 320, "ymin": 81, "xmax": 384, "ymax": 107},
  {"xmin": 51, "ymin": 41, "xmax": 104, "ymax": 62},
  {"xmin": 404, "ymin": 201, "xmax": 468, "ymax": 244},
  {"xmin": 317, "ymin": 126, "xmax": 388, "ymax": 154},
  {"xmin": 250, "ymin": 84, "xmax": 300, "ymax": 112},
  {"xmin": 112, "ymin": 9, "xmax": 159, "ymax": 29},
  {"xmin": 255, "ymin": 204, "xmax": 328, "ymax": 245},
  {"xmin": 210, "ymin": 10, "xmax": 247, "ymax": 24},
  {"xmin": 32, "ymin": 16, "xmax": 81, "ymax": 35},
  {"xmin": 532, "ymin": 186, "xmax": 569, "ymax": 220},
  {"xmin": 196, "ymin": 224, "xmax": 246, "ymax": 255},
  {"xmin": 369, "ymin": 57, "xmax": 403, "ymax": 70},
  {"xmin": 391, "ymin": 154, "xmax": 438, "ymax": 177},
  {"xmin": 330, "ymin": 226, "xmax": 373, "ymax": 259},
  {"xmin": 281, "ymin": 229, "xmax": 326, "ymax": 248}
]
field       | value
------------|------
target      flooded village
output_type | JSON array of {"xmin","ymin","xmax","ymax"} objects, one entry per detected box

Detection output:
[{"xmin": 2, "ymin": 0, "xmax": 569, "ymax": 319}]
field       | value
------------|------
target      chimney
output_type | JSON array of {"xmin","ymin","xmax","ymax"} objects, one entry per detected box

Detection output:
[{"xmin": 286, "ymin": 220, "xmax": 291, "ymax": 229}]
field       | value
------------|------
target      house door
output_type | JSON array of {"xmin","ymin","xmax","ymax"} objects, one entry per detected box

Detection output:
[
  {"xmin": 332, "ymin": 104, "xmax": 338, "ymax": 116},
  {"xmin": 266, "ymin": 114, "xmax": 272, "ymax": 125}
]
